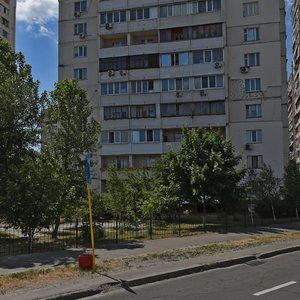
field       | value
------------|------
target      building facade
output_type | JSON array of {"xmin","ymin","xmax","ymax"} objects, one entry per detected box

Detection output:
[
  {"xmin": 288, "ymin": 0, "xmax": 300, "ymax": 164},
  {"xmin": 0, "ymin": 0, "xmax": 16, "ymax": 49},
  {"xmin": 58, "ymin": 0, "xmax": 289, "ymax": 191}
]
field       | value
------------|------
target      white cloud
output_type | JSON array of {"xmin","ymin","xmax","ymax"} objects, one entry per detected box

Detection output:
[
  {"xmin": 17, "ymin": 0, "xmax": 58, "ymax": 38},
  {"xmin": 285, "ymin": 0, "xmax": 294, "ymax": 9}
]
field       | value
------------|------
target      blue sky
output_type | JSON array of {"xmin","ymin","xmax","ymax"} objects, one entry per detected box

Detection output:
[{"xmin": 15, "ymin": 0, "xmax": 294, "ymax": 93}]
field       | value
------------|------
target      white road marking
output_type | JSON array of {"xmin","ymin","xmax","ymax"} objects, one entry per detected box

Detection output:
[{"xmin": 253, "ymin": 281, "xmax": 297, "ymax": 296}]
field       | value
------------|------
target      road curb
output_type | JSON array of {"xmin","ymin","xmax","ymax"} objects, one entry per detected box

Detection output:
[{"xmin": 38, "ymin": 245, "xmax": 300, "ymax": 300}]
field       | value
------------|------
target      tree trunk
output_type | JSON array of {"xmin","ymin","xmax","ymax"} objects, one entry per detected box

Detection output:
[
  {"xmin": 202, "ymin": 197, "xmax": 207, "ymax": 231},
  {"xmin": 296, "ymin": 208, "xmax": 299, "ymax": 221},
  {"xmin": 271, "ymin": 201, "xmax": 276, "ymax": 222},
  {"xmin": 28, "ymin": 229, "xmax": 34, "ymax": 254},
  {"xmin": 52, "ymin": 217, "xmax": 60, "ymax": 239}
]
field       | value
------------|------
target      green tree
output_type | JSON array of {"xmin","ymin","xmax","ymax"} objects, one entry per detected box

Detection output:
[
  {"xmin": 43, "ymin": 79, "xmax": 100, "ymax": 237},
  {"xmin": 0, "ymin": 39, "xmax": 42, "ymax": 198},
  {"xmin": 245, "ymin": 165, "xmax": 282, "ymax": 221},
  {"xmin": 282, "ymin": 160, "xmax": 300, "ymax": 219},
  {"xmin": 1, "ymin": 155, "xmax": 60, "ymax": 253}
]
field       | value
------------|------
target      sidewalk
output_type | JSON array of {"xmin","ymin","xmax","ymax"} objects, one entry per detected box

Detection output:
[{"xmin": 1, "ymin": 223, "xmax": 300, "ymax": 299}]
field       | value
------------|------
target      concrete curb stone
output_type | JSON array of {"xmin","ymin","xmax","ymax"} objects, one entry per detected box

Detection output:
[{"xmin": 38, "ymin": 245, "xmax": 300, "ymax": 300}]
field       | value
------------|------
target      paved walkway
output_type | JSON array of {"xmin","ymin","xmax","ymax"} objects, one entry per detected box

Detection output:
[{"xmin": 1, "ymin": 223, "xmax": 299, "ymax": 276}]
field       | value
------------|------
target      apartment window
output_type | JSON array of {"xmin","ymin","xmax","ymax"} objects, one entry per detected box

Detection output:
[
  {"xmin": 74, "ymin": 1, "xmax": 87, "ymax": 12},
  {"xmin": 160, "ymin": 27, "xmax": 190, "ymax": 42},
  {"xmin": 246, "ymin": 104, "xmax": 261, "ymax": 118},
  {"xmin": 74, "ymin": 68, "xmax": 87, "ymax": 80},
  {"xmin": 161, "ymin": 52, "xmax": 189, "ymax": 67},
  {"xmin": 132, "ymin": 129, "xmax": 160, "ymax": 143},
  {"xmin": 2, "ymin": 29, "xmax": 8, "ymax": 39},
  {"xmin": 193, "ymin": 0, "xmax": 221, "ymax": 13},
  {"xmin": 112, "ymin": 158, "xmax": 129, "ymax": 169},
  {"xmin": 245, "ymin": 78, "xmax": 261, "ymax": 92},
  {"xmin": 244, "ymin": 53, "xmax": 260, "ymax": 66},
  {"xmin": 162, "ymin": 78, "xmax": 189, "ymax": 91},
  {"xmin": 100, "ymin": 11, "xmax": 126, "ymax": 24},
  {"xmin": 1, "ymin": 17, "xmax": 8, "ymax": 27},
  {"xmin": 131, "ymin": 105, "xmax": 156, "ymax": 118},
  {"xmin": 243, "ymin": 2, "xmax": 259, "ymax": 16},
  {"xmin": 0, "ymin": 4, "xmax": 9, "ymax": 15},
  {"xmin": 100, "ymin": 82, "xmax": 128, "ymax": 95},
  {"xmin": 161, "ymin": 101, "xmax": 225, "ymax": 117},
  {"xmin": 193, "ymin": 48, "xmax": 223, "ymax": 63},
  {"xmin": 192, "ymin": 23, "xmax": 223, "ymax": 39},
  {"xmin": 130, "ymin": 8, "xmax": 150, "ymax": 20},
  {"xmin": 74, "ymin": 45, "xmax": 87, "ymax": 57},
  {"xmin": 244, "ymin": 27, "xmax": 259, "ymax": 41},
  {"xmin": 104, "ymin": 106, "xmax": 128, "ymax": 120},
  {"xmin": 131, "ymin": 80, "xmax": 154, "ymax": 93},
  {"xmin": 74, "ymin": 23, "xmax": 87, "ymax": 35},
  {"xmin": 247, "ymin": 155, "xmax": 263, "ymax": 169},
  {"xmin": 194, "ymin": 75, "xmax": 224, "ymax": 89},
  {"xmin": 101, "ymin": 131, "xmax": 129, "ymax": 144},
  {"xmin": 160, "ymin": 3, "xmax": 187, "ymax": 17},
  {"xmin": 246, "ymin": 129, "xmax": 262, "ymax": 143}
]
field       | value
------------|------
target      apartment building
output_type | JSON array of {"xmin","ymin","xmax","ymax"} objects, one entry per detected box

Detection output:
[
  {"xmin": 288, "ymin": 0, "xmax": 300, "ymax": 164},
  {"xmin": 0, "ymin": 0, "xmax": 16, "ymax": 49},
  {"xmin": 58, "ymin": 0, "xmax": 289, "ymax": 191}
]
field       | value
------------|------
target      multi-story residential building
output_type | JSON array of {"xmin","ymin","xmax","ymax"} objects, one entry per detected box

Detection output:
[
  {"xmin": 0, "ymin": 0, "xmax": 16, "ymax": 49},
  {"xmin": 58, "ymin": 0, "xmax": 288, "ymax": 191},
  {"xmin": 289, "ymin": 0, "xmax": 300, "ymax": 164}
]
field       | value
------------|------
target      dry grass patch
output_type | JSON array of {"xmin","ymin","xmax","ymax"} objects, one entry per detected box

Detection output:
[{"xmin": 2, "ymin": 230, "xmax": 300, "ymax": 295}]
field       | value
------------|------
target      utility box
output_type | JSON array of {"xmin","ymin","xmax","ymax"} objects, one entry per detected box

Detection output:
[{"xmin": 78, "ymin": 253, "xmax": 93, "ymax": 270}]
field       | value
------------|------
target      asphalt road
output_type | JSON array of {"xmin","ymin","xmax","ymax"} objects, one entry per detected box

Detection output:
[{"xmin": 86, "ymin": 251, "xmax": 300, "ymax": 300}]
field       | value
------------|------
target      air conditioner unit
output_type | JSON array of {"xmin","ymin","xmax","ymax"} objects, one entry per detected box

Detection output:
[
  {"xmin": 105, "ymin": 23, "xmax": 113, "ymax": 30},
  {"xmin": 108, "ymin": 70, "xmax": 115, "ymax": 77},
  {"xmin": 79, "ymin": 33, "xmax": 86, "ymax": 39},
  {"xmin": 199, "ymin": 90, "xmax": 207, "ymax": 96},
  {"xmin": 240, "ymin": 66, "xmax": 250, "ymax": 73},
  {"xmin": 176, "ymin": 91, "xmax": 183, "ymax": 98},
  {"xmin": 214, "ymin": 62, "xmax": 223, "ymax": 69},
  {"xmin": 245, "ymin": 144, "xmax": 253, "ymax": 150},
  {"xmin": 74, "ymin": 11, "xmax": 81, "ymax": 17},
  {"xmin": 119, "ymin": 70, "xmax": 127, "ymax": 76}
]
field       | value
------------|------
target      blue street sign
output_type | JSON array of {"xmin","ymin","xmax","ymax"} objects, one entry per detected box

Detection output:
[{"xmin": 86, "ymin": 154, "xmax": 91, "ymax": 184}]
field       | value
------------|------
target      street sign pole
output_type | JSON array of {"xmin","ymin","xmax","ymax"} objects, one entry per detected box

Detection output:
[{"xmin": 86, "ymin": 154, "xmax": 96, "ymax": 272}]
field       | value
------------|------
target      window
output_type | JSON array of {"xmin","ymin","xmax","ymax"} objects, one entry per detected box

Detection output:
[
  {"xmin": 246, "ymin": 129, "xmax": 262, "ymax": 143},
  {"xmin": 100, "ymin": 11, "xmax": 126, "ymax": 24},
  {"xmin": 131, "ymin": 80, "xmax": 154, "ymax": 93},
  {"xmin": 246, "ymin": 104, "xmax": 261, "ymax": 118},
  {"xmin": 162, "ymin": 78, "xmax": 189, "ymax": 91},
  {"xmin": 193, "ymin": 48, "xmax": 223, "ymax": 63},
  {"xmin": 131, "ymin": 105, "xmax": 156, "ymax": 118},
  {"xmin": 247, "ymin": 155, "xmax": 263, "ymax": 169},
  {"xmin": 104, "ymin": 106, "xmax": 128, "ymax": 120},
  {"xmin": 194, "ymin": 75, "xmax": 224, "ymax": 89},
  {"xmin": 161, "ymin": 101, "xmax": 225, "ymax": 117},
  {"xmin": 112, "ymin": 158, "xmax": 129, "ymax": 169},
  {"xmin": 193, "ymin": 0, "xmax": 221, "ymax": 13},
  {"xmin": 74, "ymin": 45, "xmax": 87, "ymax": 57},
  {"xmin": 101, "ymin": 131, "xmax": 128, "ymax": 144},
  {"xmin": 74, "ymin": 68, "xmax": 87, "ymax": 80},
  {"xmin": 1, "ymin": 17, "xmax": 8, "ymax": 27},
  {"xmin": 74, "ymin": 23, "xmax": 87, "ymax": 35},
  {"xmin": 101, "ymin": 82, "xmax": 128, "ymax": 95},
  {"xmin": 243, "ymin": 2, "xmax": 259, "ymax": 16},
  {"xmin": 2, "ymin": 29, "xmax": 8, "ymax": 39},
  {"xmin": 245, "ymin": 78, "xmax": 261, "ymax": 92},
  {"xmin": 132, "ymin": 130, "xmax": 160, "ymax": 143},
  {"xmin": 161, "ymin": 52, "xmax": 189, "ymax": 66},
  {"xmin": 130, "ymin": 8, "xmax": 150, "ymax": 20},
  {"xmin": 192, "ymin": 23, "xmax": 223, "ymax": 39},
  {"xmin": 160, "ymin": 3, "xmax": 187, "ymax": 17},
  {"xmin": 0, "ymin": 4, "xmax": 9, "ymax": 15},
  {"xmin": 244, "ymin": 53, "xmax": 260, "ymax": 66},
  {"xmin": 74, "ymin": 1, "xmax": 87, "ymax": 12},
  {"xmin": 244, "ymin": 27, "xmax": 259, "ymax": 41}
]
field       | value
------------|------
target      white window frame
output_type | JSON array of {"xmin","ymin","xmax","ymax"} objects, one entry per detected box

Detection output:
[
  {"xmin": 246, "ymin": 129, "xmax": 262, "ymax": 143},
  {"xmin": 245, "ymin": 78, "xmax": 261, "ymax": 92},
  {"xmin": 244, "ymin": 27, "xmax": 259, "ymax": 41},
  {"xmin": 74, "ymin": 45, "xmax": 87, "ymax": 57},
  {"xmin": 246, "ymin": 104, "xmax": 261, "ymax": 118},
  {"xmin": 247, "ymin": 155, "xmax": 263, "ymax": 169},
  {"xmin": 74, "ymin": 1, "xmax": 87, "ymax": 12},
  {"xmin": 74, "ymin": 68, "xmax": 87, "ymax": 80},
  {"xmin": 244, "ymin": 52, "xmax": 260, "ymax": 66},
  {"xmin": 74, "ymin": 23, "xmax": 87, "ymax": 35},
  {"xmin": 243, "ymin": 2, "xmax": 259, "ymax": 17}
]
